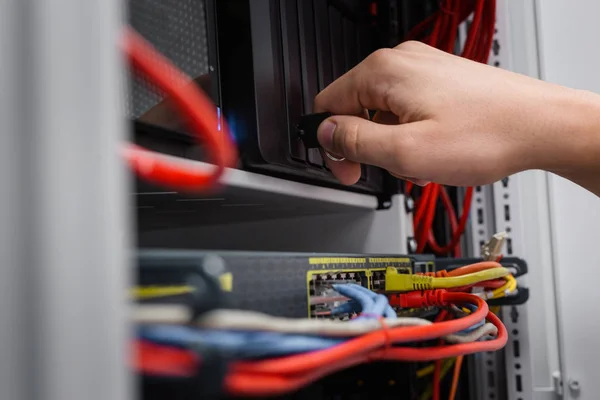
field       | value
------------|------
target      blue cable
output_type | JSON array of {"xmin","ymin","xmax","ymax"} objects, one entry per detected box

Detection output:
[
  {"xmin": 330, "ymin": 299, "xmax": 360, "ymax": 316},
  {"xmin": 454, "ymin": 303, "xmax": 485, "ymax": 334},
  {"xmin": 332, "ymin": 284, "xmax": 374, "ymax": 316},
  {"xmin": 371, "ymin": 294, "xmax": 389, "ymax": 317},
  {"xmin": 347, "ymin": 284, "xmax": 397, "ymax": 319},
  {"xmin": 138, "ymin": 325, "xmax": 344, "ymax": 359},
  {"xmin": 332, "ymin": 284, "xmax": 397, "ymax": 320}
]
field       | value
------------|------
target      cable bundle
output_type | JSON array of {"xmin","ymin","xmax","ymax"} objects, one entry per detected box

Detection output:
[
  {"xmin": 134, "ymin": 261, "xmax": 513, "ymax": 398},
  {"xmin": 123, "ymin": 28, "xmax": 238, "ymax": 192},
  {"xmin": 406, "ymin": 0, "xmax": 497, "ymax": 256}
]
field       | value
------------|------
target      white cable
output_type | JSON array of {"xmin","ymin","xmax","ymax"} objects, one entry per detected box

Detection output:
[
  {"xmin": 444, "ymin": 323, "xmax": 498, "ymax": 344},
  {"xmin": 134, "ymin": 303, "xmax": 190, "ymax": 324},
  {"xmin": 196, "ymin": 309, "xmax": 432, "ymax": 336},
  {"xmin": 134, "ymin": 306, "xmax": 497, "ymax": 344}
]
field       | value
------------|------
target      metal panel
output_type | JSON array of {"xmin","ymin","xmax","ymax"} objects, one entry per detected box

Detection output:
[
  {"xmin": 0, "ymin": 1, "xmax": 130, "ymax": 400},
  {"xmin": 465, "ymin": 2, "xmax": 556, "ymax": 399},
  {"xmin": 535, "ymin": 1, "xmax": 600, "ymax": 398},
  {"xmin": 490, "ymin": 4, "xmax": 535, "ymax": 398},
  {"xmin": 139, "ymin": 194, "xmax": 406, "ymax": 254},
  {"xmin": 127, "ymin": 0, "xmax": 210, "ymax": 117},
  {"xmin": 493, "ymin": 175, "xmax": 535, "ymax": 400},
  {"xmin": 467, "ymin": 183, "xmax": 505, "ymax": 400}
]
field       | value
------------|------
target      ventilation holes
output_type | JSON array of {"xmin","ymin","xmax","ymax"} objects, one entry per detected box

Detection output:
[
  {"xmin": 488, "ymin": 371, "xmax": 496, "ymax": 388},
  {"xmin": 513, "ymin": 340, "xmax": 520, "ymax": 358},
  {"xmin": 516, "ymin": 375, "xmax": 523, "ymax": 392},
  {"xmin": 504, "ymin": 205, "xmax": 511, "ymax": 221},
  {"xmin": 506, "ymin": 238, "xmax": 513, "ymax": 255}
]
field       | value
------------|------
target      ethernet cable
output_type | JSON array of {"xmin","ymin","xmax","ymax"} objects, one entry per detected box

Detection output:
[
  {"xmin": 137, "ymin": 315, "xmax": 496, "ymax": 359},
  {"xmin": 408, "ymin": 0, "xmax": 496, "ymax": 256},
  {"xmin": 196, "ymin": 310, "xmax": 489, "ymax": 343},
  {"xmin": 332, "ymin": 283, "xmax": 396, "ymax": 319},
  {"xmin": 384, "ymin": 266, "xmax": 510, "ymax": 292},
  {"xmin": 124, "ymin": 28, "xmax": 237, "ymax": 192},
  {"xmin": 491, "ymin": 274, "xmax": 517, "ymax": 299},
  {"xmin": 137, "ymin": 326, "xmax": 344, "ymax": 359},
  {"xmin": 135, "ymin": 292, "xmax": 507, "ymax": 397}
]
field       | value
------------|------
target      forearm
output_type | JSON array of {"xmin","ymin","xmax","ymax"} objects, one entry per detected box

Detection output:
[{"xmin": 537, "ymin": 89, "xmax": 600, "ymax": 195}]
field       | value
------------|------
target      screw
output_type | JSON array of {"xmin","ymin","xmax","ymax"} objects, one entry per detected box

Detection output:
[
  {"xmin": 405, "ymin": 197, "xmax": 415, "ymax": 213},
  {"xmin": 407, "ymin": 238, "xmax": 418, "ymax": 253},
  {"xmin": 568, "ymin": 379, "xmax": 581, "ymax": 397}
]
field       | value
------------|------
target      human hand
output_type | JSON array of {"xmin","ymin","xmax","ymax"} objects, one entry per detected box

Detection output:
[{"xmin": 314, "ymin": 41, "xmax": 599, "ymax": 189}]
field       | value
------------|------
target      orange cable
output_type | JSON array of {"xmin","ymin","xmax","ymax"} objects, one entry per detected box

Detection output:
[{"xmin": 449, "ymin": 355, "xmax": 464, "ymax": 400}]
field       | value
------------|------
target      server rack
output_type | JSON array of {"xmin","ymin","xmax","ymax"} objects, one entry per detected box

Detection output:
[{"xmin": 0, "ymin": 0, "xmax": 572, "ymax": 399}]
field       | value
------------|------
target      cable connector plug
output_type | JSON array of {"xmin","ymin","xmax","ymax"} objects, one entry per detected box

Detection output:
[
  {"xmin": 481, "ymin": 231, "xmax": 507, "ymax": 261},
  {"xmin": 388, "ymin": 289, "xmax": 449, "ymax": 308},
  {"xmin": 384, "ymin": 267, "xmax": 434, "ymax": 292},
  {"xmin": 296, "ymin": 112, "xmax": 332, "ymax": 148}
]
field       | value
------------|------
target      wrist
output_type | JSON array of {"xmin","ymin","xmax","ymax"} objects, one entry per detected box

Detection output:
[{"xmin": 523, "ymin": 87, "xmax": 600, "ymax": 175}]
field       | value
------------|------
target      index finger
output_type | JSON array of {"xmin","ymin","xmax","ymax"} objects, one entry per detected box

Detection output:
[{"xmin": 313, "ymin": 49, "xmax": 396, "ymax": 115}]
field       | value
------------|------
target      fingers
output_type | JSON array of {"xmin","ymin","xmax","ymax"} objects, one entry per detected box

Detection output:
[
  {"xmin": 321, "ymin": 150, "xmax": 362, "ymax": 186},
  {"xmin": 313, "ymin": 49, "xmax": 399, "ymax": 115},
  {"xmin": 317, "ymin": 115, "xmax": 435, "ymax": 175},
  {"xmin": 389, "ymin": 171, "xmax": 431, "ymax": 187},
  {"xmin": 319, "ymin": 109, "xmax": 370, "ymax": 186}
]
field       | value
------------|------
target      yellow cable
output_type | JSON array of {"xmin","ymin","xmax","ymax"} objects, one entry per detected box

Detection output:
[
  {"xmin": 418, "ymin": 359, "xmax": 456, "ymax": 400},
  {"xmin": 131, "ymin": 285, "xmax": 195, "ymax": 300},
  {"xmin": 416, "ymin": 364, "xmax": 435, "ymax": 379},
  {"xmin": 384, "ymin": 267, "xmax": 510, "ymax": 292},
  {"xmin": 491, "ymin": 275, "xmax": 517, "ymax": 299},
  {"xmin": 416, "ymin": 358, "xmax": 455, "ymax": 379}
]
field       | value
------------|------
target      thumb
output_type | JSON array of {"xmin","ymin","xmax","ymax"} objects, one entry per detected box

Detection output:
[{"xmin": 317, "ymin": 115, "xmax": 430, "ymax": 171}]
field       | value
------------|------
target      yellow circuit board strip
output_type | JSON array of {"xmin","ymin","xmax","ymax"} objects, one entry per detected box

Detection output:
[
  {"xmin": 308, "ymin": 257, "xmax": 367, "ymax": 265},
  {"xmin": 306, "ymin": 257, "xmax": 415, "ymax": 317}
]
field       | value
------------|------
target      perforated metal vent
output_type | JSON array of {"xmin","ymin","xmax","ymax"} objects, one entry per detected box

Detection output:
[{"xmin": 127, "ymin": 0, "xmax": 210, "ymax": 118}]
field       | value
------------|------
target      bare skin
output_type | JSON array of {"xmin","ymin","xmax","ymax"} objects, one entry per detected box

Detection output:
[{"xmin": 315, "ymin": 41, "xmax": 600, "ymax": 196}]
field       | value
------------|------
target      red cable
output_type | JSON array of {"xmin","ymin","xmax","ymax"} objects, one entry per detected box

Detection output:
[
  {"xmin": 416, "ymin": 184, "xmax": 440, "ymax": 252},
  {"xmin": 123, "ymin": 28, "xmax": 237, "ymax": 192},
  {"xmin": 135, "ymin": 308, "xmax": 507, "ymax": 397},
  {"xmin": 428, "ymin": 12, "xmax": 444, "ymax": 46},
  {"xmin": 232, "ymin": 292, "xmax": 487, "ymax": 375},
  {"xmin": 407, "ymin": 13, "xmax": 440, "ymax": 41},
  {"xmin": 134, "ymin": 340, "xmax": 198, "ymax": 377},
  {"xmin": 447, "ymin": 261, "xmax": 501, "ymax": 276},
  {"xmin": 442, "ymin": 0, "xmax": 461, "ymax": 53},
  {"xmin": 414, "ymin": 184, "xmax": 433, "ymax": 227},
  {"xmin": 413, "ymin": 0, "xmax": 497, "ymax": 254},
  {"xmin": 427, "ymin": 186, "xmax": 474, "ymax": 256},
  {"xmin": 433, "ymin": 358, "xmax": 442, "ymax": 400},
  {"xmin": 462, "ymin": 0, "xmax": 484, "ymax": 58},
  {"xmin": 479, "ymin": 0, "xmax": 497, "ymax": 64},
  {"xmin": 432, "ymin": 309, "xmax": 448, "ymax": 400},
  {"xmin": 427, "ymin": 186, "xmax": 460, "ymax": 257}
]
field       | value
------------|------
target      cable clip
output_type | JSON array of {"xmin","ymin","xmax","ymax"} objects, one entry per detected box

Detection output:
[{"xmin": 297, "ymin": 112, "xmax": 332, "ymax": 149}]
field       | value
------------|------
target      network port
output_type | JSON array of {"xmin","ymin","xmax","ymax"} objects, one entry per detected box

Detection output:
[
  {"xmin": 371, "ymin": 270, "xmax": 387, "ymax": 291},
  {"xmin": 308, "ymin": 270, "xmax": 368, "ymax": 320}
]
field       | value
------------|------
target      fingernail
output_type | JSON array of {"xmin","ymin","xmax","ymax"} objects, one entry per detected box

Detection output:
[
  {"xmin": 317, "ymin": 119, "xmax": 336, "ymax": 150},
  {"xmin": 413, "ymin": 179, "xmax": 431, "ymax": 187}
]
